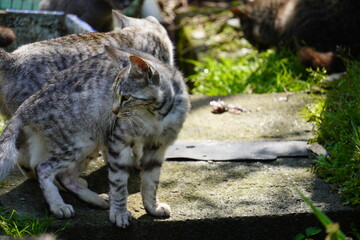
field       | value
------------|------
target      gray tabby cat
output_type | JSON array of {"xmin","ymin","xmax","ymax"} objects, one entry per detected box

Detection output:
[
  {"xmin": 0, "ymin": 12, "xmax": 173, "ymax": 179},
  {"xmin": 0, "ymin": 46, "xmax": 190, "ymax": 228},
  {"xmin": 0, "ymin": 12, "xmax": 173, "ymax": 119}
]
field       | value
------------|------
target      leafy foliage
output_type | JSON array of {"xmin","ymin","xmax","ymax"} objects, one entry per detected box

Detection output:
[
  {"xmin": 306, "ymin": 60, "xmax": 360, "ymax": 205},
  {"xmin": 294, "ymin": 227, "xmax": 322, "ymax": 240}
]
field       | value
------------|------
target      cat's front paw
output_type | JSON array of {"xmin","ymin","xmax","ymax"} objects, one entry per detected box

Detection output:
[
  {"xmin": 51, "ymin": 203, "xmax": 75, "ymax": 219},
  {"xmin": 110, "ymin": 210, "xmax": 132, "ymax": 228},
  {"xmin": 146, "ymin": 202, "xmax": 171, "ymax": 218}
]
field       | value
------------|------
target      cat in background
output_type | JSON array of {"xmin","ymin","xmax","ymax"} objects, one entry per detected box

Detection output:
[
  {"xmin": 0, "ymin": 26, "xmax": 16, "ymax": 48},
  {"xmin": 0, "ymin": 12, "xmax": 173, "ymax": 181},
  {"xmin": 39, "ymin": 0, "xmax": 134, "ymax": 32},
  {"xmin": 0, "ymin": 46, "xmax": 190, "ymax": 228},
  {"xmin": 232, "ymin": 0, "xmax": 360, "ymax": 72}
]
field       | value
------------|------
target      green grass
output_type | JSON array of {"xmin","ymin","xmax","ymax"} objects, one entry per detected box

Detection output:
[
  {"xmin": 0, "ymin": 180, "xmax": 8, "ymax": 188},
  {"xmin": 0, "ymin": 208, "xmax": 68, "ymax": 237},
  {"xmin": 294, "ymin": 226, "xmax": 322, "ymax": 240},
  {"xmin": 305, "ymin": 60, "xmax": 360, "ymax": 206},
  {"xmin": 186, "ymin": 48, "xmax": 325, "ymax": 95},
  {"xmin": 295, "ymin": 189, "xmax": 349, "ymax": 240}
]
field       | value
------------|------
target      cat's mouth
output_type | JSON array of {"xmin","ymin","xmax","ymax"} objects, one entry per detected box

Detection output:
[{"xmin": 114, "ymin": 111, "xmax": 131, "ymax": 119}]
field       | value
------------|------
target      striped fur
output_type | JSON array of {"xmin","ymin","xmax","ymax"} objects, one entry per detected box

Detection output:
[
  {"xmin": 0, "ymin": 47, "xmax": 189, "ymax": 228},
  {"xmin": 106, "ymin": 47, "xmax": 190, "ymax": 227},
  {"xmin": 0, "ymin": 13, "xmax": 173, "ymax": 119},
  {"xmin": 0, "ymin": 13, "xmax": 173, "ymax": 180}
]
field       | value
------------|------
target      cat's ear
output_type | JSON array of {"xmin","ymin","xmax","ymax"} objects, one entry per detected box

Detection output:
[
  {"xmin": 129, "ymin": 56, "xmax": 160, "ymax": 86},
  {"xmin": 129, "ymin": 55, "xmax": 150, "ymax": 73},
  {"xmin": 145, "ymin": 16, "xmax": 160, "ymax": 24},
  {"xmin": 112, "ymin": 10, "xmax": 129, "ymax": 29}
]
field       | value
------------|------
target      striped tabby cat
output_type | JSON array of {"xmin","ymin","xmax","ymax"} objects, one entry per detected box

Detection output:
[
  {"xmin": 0, "ymin": 12, "xmax": 173, "ymax": 180},
  {"xmin": 0, "ymin": 46, "xmax": 190, "ymax": 228},
  {"xmin": 0, "ymin": 12, "xmax": 173, "ymax": 119}
]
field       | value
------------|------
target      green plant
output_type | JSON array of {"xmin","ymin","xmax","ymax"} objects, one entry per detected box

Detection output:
[
  {"xmin": 294, "ymin": 227, "xmax": 322, "ymax": 240},
  {"xmin": 0, "ymin": 180, "xmax": 8, "ymax": 188},
  {"xmin": 0, "ymin": 208, "xmax": 68, "ymax": 237},
  {"xmin": 0, "ymin": 115, "xmax": 5, "ymax": 134},
  {"xmin": 186, "ymin": 48, "xmax": 325, "ymax": 95},
  {"xmin": 305, "ymin": 60, "xmax": 360, "ymax": 205},
  {"xmin": 296, "ymin": 189, "xmax": 348, "ymax": 240}
]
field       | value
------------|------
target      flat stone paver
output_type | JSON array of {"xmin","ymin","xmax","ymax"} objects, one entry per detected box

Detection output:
[
  {"xmin": 166, "ymin": 141, "xmax": 308, "ymax": 160},
  {"xmin": 1, "ymin": 93, "xmax": 359, "ymax": 240},
  {"xmin": 178, "ymin": 93, "xmax": 314, "ymax": 142}
]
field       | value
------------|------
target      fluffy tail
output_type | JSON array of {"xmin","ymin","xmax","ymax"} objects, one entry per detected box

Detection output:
[{"xmin": 0, "ymin": 117, "xmax": 23, "ymax": 182}]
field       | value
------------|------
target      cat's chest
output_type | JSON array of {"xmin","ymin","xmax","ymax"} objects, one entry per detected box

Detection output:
[{"xmin": 135, "ymin": 110, "xmax": 164, "ymax": 132}]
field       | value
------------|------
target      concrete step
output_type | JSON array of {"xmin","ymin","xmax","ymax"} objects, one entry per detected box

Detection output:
[{"xmin": 1, "ymin": 93, "xmax": 359, "ymax": 240}]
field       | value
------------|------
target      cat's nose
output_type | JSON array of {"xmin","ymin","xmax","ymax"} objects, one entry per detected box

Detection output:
[{"xmin": 112, "ymin": 106, "xmax": 120, "ymax": 115}]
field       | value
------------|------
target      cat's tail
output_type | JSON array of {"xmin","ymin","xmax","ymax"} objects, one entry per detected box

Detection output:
[
  {"xmin": 0, "ymin": 116, "xmax": 23, "ymax": 182},
  {"xmin": 297, "ymin": 47, "xmax": 346, "ymax": 73}
]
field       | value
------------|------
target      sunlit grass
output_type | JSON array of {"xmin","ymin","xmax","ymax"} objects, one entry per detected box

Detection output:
[
  {"xmin": 0, "ymin": 208, "xmax": 68, "ymax": 237},
  {"xmin": 305, "ymin": 60, "xmax": 360, "ymax": 205},
  {"xmin": 186, "ymin": 48, "xmax": 325, "ymax": 95}
]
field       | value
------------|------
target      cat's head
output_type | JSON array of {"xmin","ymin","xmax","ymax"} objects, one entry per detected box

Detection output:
[
  {"xmin": 112, "ymin": 11, "xmax": 167, "ymax": 36},
  {"xmin": 106, "ymin": 46, "xmax": 161, "ymax": 118},
  {"xmin": 112, "ymin": 12, "xmax": 174, "ymax": 66},
  {"xmin": 232, "ymin": 1, "xmax": 282, "ymax": 49}
]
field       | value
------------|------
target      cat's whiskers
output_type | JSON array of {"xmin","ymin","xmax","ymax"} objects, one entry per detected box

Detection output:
[
  {"xmin": 130, "ymin": 115, "xmax": 147, "ymax": 136},
  {"xmin": 109, "ymin": 115, "xmax": 117, "ymax": 139},
  {"xmin": 124, "ymin": 118, "xmax": 137, "ymax": 136}
]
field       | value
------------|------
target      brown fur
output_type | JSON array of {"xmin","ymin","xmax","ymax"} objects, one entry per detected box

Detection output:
[
  {"xmin": 233, "ymin": 0, "xmax": 360, "ymax": 72},
  {"xmin": 0, "ymin": 27, "xmax": 16, "ymax": 47}
]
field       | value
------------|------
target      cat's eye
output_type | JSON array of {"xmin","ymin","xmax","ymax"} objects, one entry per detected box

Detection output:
[{"xmin": 121, "ymin": 95, "xmax": 130, "ymax": 102}]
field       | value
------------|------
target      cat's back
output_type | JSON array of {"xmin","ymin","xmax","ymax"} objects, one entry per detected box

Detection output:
[
  {"xmin": 13, "ymin": 32, "xmax": 113, "ymax": 55},
  {"xmin": 18, "ymin": 54, "xmax": 118, "ymax": 123},
  {"xmin": 8, "ymin": 31, "xmax": 122, "ymax": 84},
  {"xmin": 286, "ymin": 0, "xmax": 360, "ymax": 47}
]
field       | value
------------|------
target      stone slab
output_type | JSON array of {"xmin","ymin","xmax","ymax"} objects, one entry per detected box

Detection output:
[
  {"xmin": 177, "ymin": 93, "xmax": 314, "ymax": 142},
  {"xmin": 0, "ymin": 158, "xmax": 359, "ymax": 240},
  {"xmin": 166, "ymin": 141, "xmax": 308, "ymax": 161}
]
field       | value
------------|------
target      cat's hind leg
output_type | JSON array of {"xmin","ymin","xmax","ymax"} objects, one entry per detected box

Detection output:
[{"xmin": 36, "ymin": 157, "xmax": 75, "ymax": 219}]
